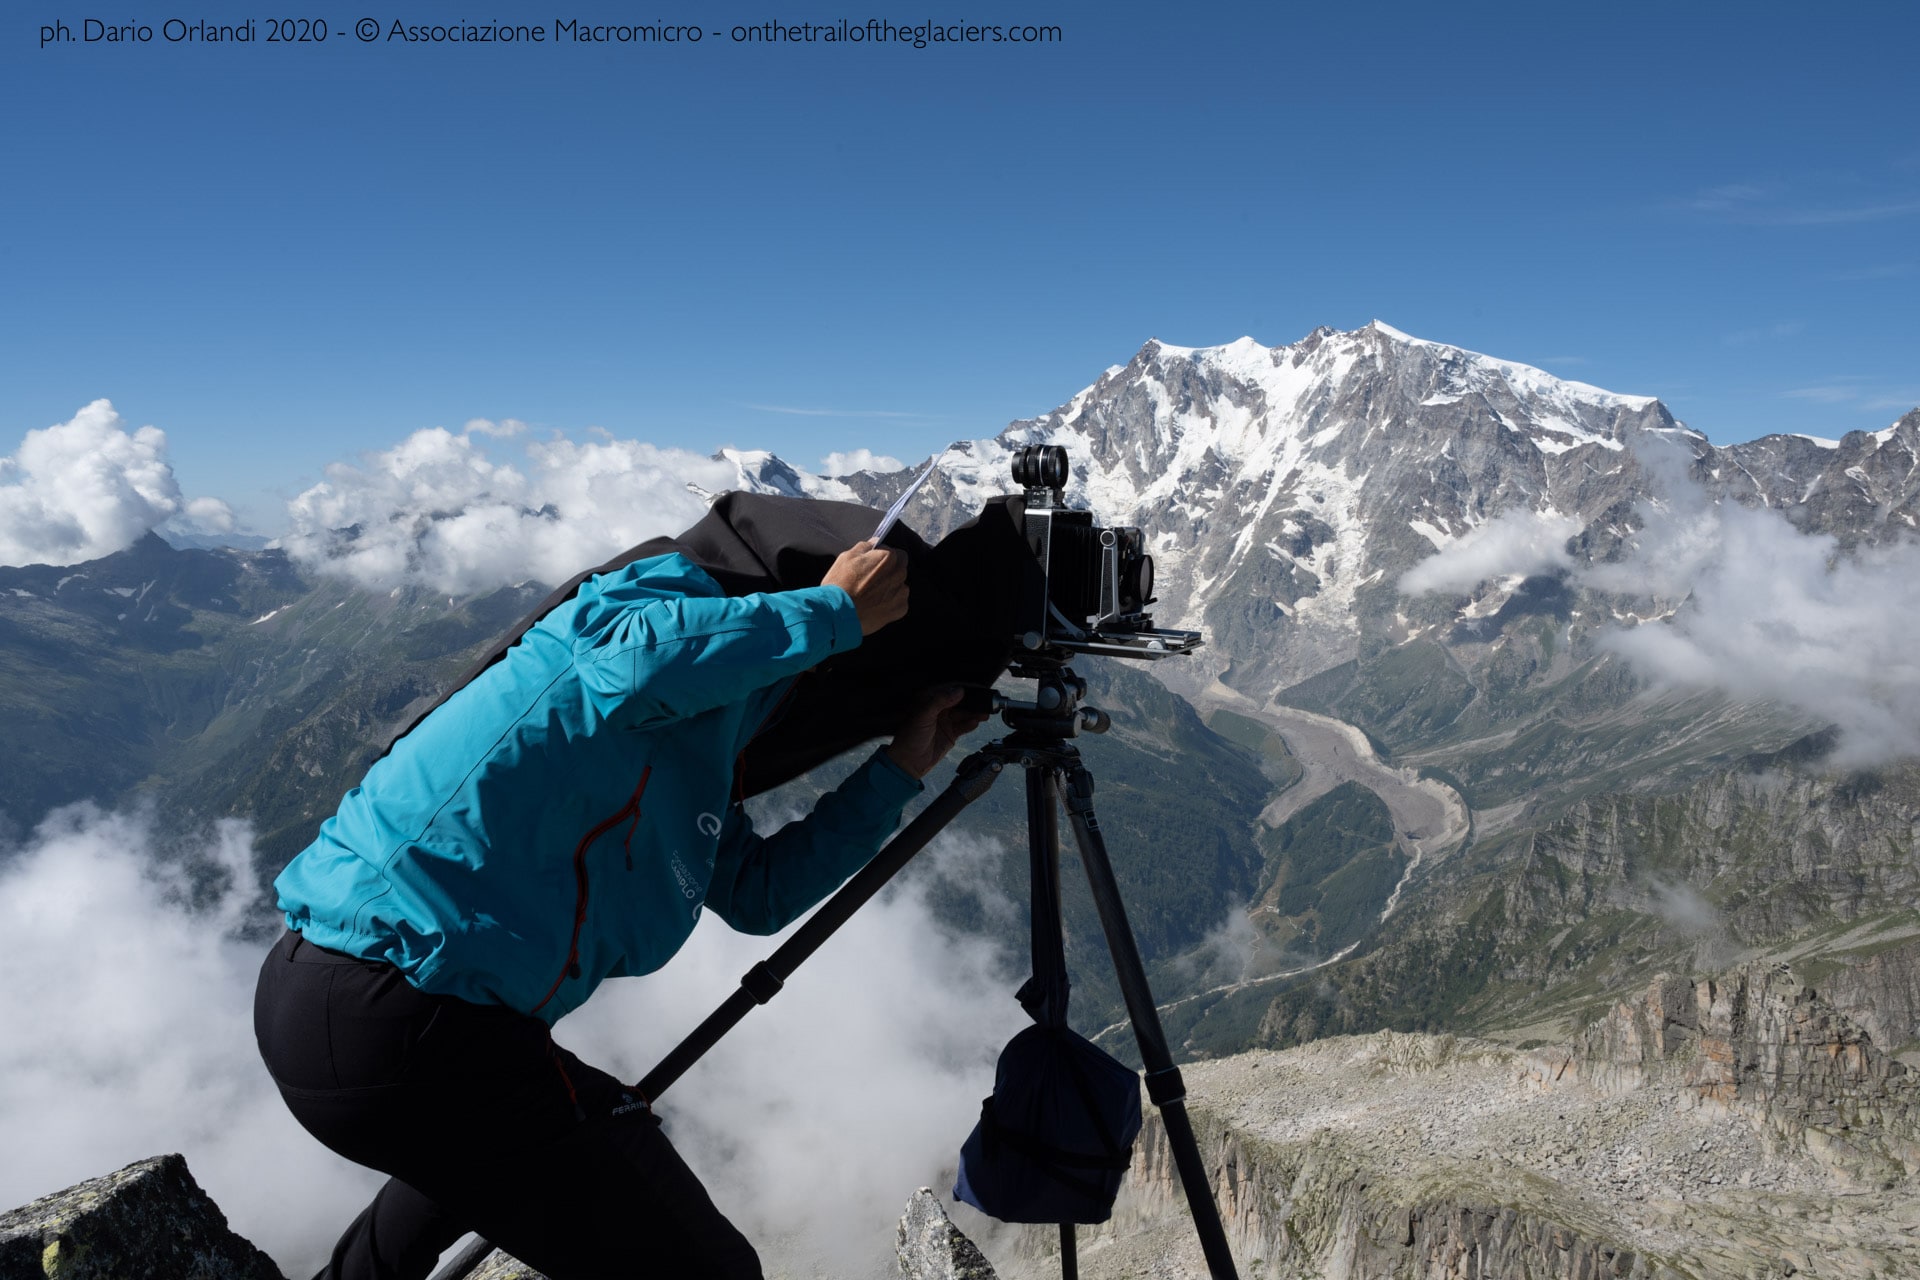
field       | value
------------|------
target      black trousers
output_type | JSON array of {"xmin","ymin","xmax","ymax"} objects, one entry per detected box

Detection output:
[{"xmin": 254, "ymin": 930, "xmax": 762, "ymax": 1280}]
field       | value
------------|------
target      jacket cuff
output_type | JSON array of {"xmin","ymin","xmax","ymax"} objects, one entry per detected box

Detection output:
[
  {"xmin": 863, "ymin": 745, "xmax": 926, "ymax": 802},
  {"xmin": 794, "ymin": 583, "xmax": 863, "ymax": 657}
]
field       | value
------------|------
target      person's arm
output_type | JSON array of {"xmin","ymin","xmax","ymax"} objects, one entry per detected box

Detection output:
[
  {"xmin": 569, "ymin": 542, "xmax": 908, "ymax": 730},
  {"xmin": 703, "ymin": 688, "xmax": 987, "ymax": 933},
  {"xmin": 702, "ymin": 748, "xmax": 924, "ymax": 935}
]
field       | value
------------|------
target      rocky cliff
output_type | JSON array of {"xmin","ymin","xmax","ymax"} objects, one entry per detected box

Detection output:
[
  {"xmin": 1507, "ymin": 763, "xmax": 1920, "ymax": 950},
  {"xmin": 1252, "ymin": 753, "xmax": 1920, "ymax": 1063},
  {"xmin": 1009, "ymin": 1031, "xmax": 1920, "ymax": 1279},
  {"xmin": 1528, "ymin": 963, "xmax": 1920, "ymax": 1186},
  {"xmin": 0, "ymin": 1155, "xmax": 281, "ymax": 1280}
]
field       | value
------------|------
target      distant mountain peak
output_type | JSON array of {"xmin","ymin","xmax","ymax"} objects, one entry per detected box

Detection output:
[
  {"xmin": 875, "ymin": 322, "xmax": 1916, "ymax": 711},
  {"xmin": 711, "ymin": 447, "xmax": 852, "ymax": 502}
]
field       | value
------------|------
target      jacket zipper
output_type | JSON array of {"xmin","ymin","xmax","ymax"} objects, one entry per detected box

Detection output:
[{"xmin": 532, "ymin": 765, "xmax": 652, "ymax": 1014}]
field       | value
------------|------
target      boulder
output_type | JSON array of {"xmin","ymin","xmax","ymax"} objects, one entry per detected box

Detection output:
[
  {"xmin": 0, "ymin": 1155, "xmax": 282, "ymax": 1280},
  {"xmin": 896, "ymin": 1189, "xmax": 996, "ymax": 1280}
]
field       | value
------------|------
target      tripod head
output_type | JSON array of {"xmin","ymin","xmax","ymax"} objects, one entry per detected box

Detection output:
[{"xmin": 964, "ymin": 662, "xmax": 1112, "ymax": 740}]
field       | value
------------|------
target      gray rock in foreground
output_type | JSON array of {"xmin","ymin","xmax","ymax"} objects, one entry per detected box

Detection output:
[
  {"xmin": 456, "ymin": 1248, "xmax": 544, "ymax": 1280},
  {"xmin": 897, "ymin": 1189, "xmax": 996, "ymax": 1280},
  {"xmin": 0, "ymin": 1154, "xmax": 282, "ymax": 1280}
]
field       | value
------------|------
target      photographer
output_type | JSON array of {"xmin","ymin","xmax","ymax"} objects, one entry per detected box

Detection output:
[{"xmin": 254, "ymin": 535, "xmax": 985, "ymax": 1280}]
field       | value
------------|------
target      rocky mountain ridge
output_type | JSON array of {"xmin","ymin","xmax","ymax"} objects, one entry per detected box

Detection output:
[
  {"xmin": 1529, "ymin": 963, "xmax": 1920, "ymax": 1184},
  {"xmin": 1248, "ymin": 747, "xmax": 1920, "ymax": 1061},
  {"xmin": 995, "ymin": 1012, "xmax": 1920, "ymax": 1279}
]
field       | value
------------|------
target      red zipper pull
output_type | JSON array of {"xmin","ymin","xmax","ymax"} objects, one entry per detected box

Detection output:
[{"xmin": 621, "ymin": 767, "xmax": 652, "ymax": 870}]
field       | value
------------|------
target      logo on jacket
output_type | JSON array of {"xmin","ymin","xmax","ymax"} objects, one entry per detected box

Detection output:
[
  {"xmin": 696, "ymin": 812, "xmax": 722, "ymax": 837},
  {"xmin": 669, "ymin": 853, "xmax": 702, "ymax": 901}
]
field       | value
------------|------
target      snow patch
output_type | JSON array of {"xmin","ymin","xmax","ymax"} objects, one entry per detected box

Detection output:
[
  {"xmin": 1366, "ymin": 321, "xmax": 1657, "ymax": 410},
  {"xmin": 1529, "ymin": 415, "xmax": 1626, "ymax": 454}
]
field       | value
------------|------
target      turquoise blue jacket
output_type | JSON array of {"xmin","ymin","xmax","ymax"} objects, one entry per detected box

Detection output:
[{"xmin": 274, "ymin": 553, "xmax": 922, "ymax": 1024}]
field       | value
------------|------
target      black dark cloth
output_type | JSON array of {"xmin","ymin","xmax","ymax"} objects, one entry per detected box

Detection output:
[
  {"xmin": 254, "ymin": 931, "xmax": 761, "ymax": 1280},
  {"xmin": 382, "ymin": 492, "xmax": 1038, "ymax": 795},
  {"xmin": 951, "ymin": 1023, "xmax": 1142, "ymax": 1225}
]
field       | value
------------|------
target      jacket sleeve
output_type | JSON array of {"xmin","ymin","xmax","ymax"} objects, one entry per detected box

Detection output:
[
  {"xmin": 703, "ymin": 748, "xmax": 924, "ymax": 935},
  {"xmin": 564, "ymin": 556, "xmax": 863, "ymax": 730}
]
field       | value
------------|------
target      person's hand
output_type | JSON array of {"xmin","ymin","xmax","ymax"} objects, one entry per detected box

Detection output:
[
  {"xmin": 823, "ymin": 540, "xmax": 908, "ymax": 636},
  {"xmin": 887, "ymin": 686, "xmax": 990, "ymax": 779}
]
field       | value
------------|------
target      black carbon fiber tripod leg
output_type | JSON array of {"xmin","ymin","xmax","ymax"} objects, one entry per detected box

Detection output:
[
  {"xmin": 1020, "ymin": 761, "xmax": 1078, "ymax": 1280},
  {"xmin": 638, "ymin": 748, "xmax": 1004, "ymax": 1102},
  {"xmin": 1056, "ymin": 757, "xmax": 1241, "ymax": 1280}
]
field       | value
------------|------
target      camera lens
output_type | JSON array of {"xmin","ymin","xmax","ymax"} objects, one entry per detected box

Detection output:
[
  {"xmin": 1038, "ymin": 446, "xmax": 1068, "ymax": 490},
  {"xmin": 1011, "ymin": 445, "xmax": 1071, "ymax": 491},
  {"xmin": 1011, "ymin": 446, "xmax": 1040, "ymax": 487}
]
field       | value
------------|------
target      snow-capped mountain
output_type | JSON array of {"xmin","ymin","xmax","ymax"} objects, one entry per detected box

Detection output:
[
  {"xmin": 708, "ymin": 447, "xmax": 855, "ymax": 502},
  {"xmin": 851, "ymin": 322, "xmax": 1919, "ymax": 710}
]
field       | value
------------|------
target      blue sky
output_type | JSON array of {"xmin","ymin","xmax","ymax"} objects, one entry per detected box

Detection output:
[{"xmin": 4, "ymin": 0, "xmax": 1916, "ymax": 530}]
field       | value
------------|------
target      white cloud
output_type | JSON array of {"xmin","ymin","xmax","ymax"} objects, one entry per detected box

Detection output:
[
  {"xmin": 820, "ymin": 449, "xmax": 906, "ymax": 477},
  {"xmin": 1172, "ymin": 905, "xmax": 1291, "ymax": 989},
  {"xmin": 461, "ymin": 417, "xmax": 527, "ymax": 439},
  {"xmin": 1642, "ymin": 877, "xmax": 1721, "ymax": 937},
  {"xmin": 1598, "ymin": 499, "xmax": 1920, "ymax": 765},
  {"xmin": 1682, "ymin": 181, "xmax": 1774, "ymax": 213},
  {"xmin": 1783, "ymin": 385, "xmax": 1861, "ymax": 404},
  {"xmin": 1396, "ymin": 509, "xmax": 1581, "ymax": 595},
  {"xmin": 1780, "ymin": 383, "xmax": 1920, "ymax": 413},
  {"xmin": 0, "ymin": 805, "xmax": 382, "ymax": 1271},
  {"xmin": 0, "ymin": 803, "xmax": 1026, "ymax": 1279},
  {"xmin": 1721, "ymin": 321, "xmax": 1805, "ymax": 348},
  {"xmin": 1401, "ymin": 438, "xmax": 1920, "ymax": 765},
  {"xmin": 0, "ymin": 400, "xmax": 234, "ymax": 568},
  {"xmin": 277, "ymin": 426, "xmax": 763, "ymax": 594},
  {"xmin": 558, "ymin": 825, "xmax": 1025, "ymax": 1278},
  {"xmin": 278, "ymin": 423, "xmax": 883, "ymax": 595},
  {"xmin": 743, "ymin": 405, "xmax": 920, "ymax": 420}
]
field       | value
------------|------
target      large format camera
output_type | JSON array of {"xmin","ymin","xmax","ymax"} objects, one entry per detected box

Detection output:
[{"xmin": 1010, "ymin": 444, "xmax": 1201, "ymax": 662}]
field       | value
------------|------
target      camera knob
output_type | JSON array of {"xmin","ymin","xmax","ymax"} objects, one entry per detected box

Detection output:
[{"xmin": 1077, "ymin": 706, "xmax": 1111, "ymax": 734}]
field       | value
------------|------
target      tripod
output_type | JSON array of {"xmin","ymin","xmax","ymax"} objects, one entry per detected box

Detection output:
[{"xmin": 433, "ymin": 664, "xmax": 1241, "ymax": 1280}]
